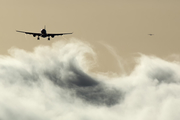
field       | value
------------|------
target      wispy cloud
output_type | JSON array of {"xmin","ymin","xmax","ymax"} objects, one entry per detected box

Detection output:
[{"xmin": 0, "ymin": 38, "xmax": 180, "ymax": 120}]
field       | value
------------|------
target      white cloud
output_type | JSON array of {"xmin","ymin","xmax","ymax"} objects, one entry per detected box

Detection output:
[{"xmin": 0, "ymin": 38, "xmax": 180, "ymax": 120}]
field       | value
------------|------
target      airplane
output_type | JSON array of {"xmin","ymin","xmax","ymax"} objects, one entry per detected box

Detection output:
[
  {"xmin": 148, "ymin": 34, "xmax": 154, "ymax": 36},
  {"xmin": 16, "ymin": 26, "xmax": 73, "ymax": 40}
]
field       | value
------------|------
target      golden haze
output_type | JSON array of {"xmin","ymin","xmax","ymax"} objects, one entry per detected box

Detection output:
[{"xmin": 0, "ymin": 0, "xmax": 180, "ymax": 73}]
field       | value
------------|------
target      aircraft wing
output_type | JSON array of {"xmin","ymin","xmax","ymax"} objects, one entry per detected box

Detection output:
[
  {"xmin": 47, "ymin": 32, "xmax": 73, "ymax": 36},
  {"xmin": 16, "ymin": 30, "xmax": 41, "ymax": 36}
]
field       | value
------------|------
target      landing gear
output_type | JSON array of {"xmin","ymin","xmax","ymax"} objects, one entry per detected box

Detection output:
[
  {"xmin": 48, "ymin": 37, "xmax": 50, "ymax": 40},
  {"xmin": 37, "ymin": 37, "xmax": 40, "ymax": 40}
]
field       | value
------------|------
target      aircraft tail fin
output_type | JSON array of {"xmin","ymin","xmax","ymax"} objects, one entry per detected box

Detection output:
[{"xmin": 44, "ymin": 25, "xmax": 46, "ymax": 30}]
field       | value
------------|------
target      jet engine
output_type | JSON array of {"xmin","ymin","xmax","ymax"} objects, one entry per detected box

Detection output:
[{"xmin": 33, "ymin": 34, "xmax": 36, "ymax": 37}]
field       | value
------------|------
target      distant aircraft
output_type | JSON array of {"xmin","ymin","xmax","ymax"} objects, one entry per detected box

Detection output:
[
  {"xmin": 148, "ymin": 34, "xmax": 154, "ymax": 36},
  {"xmin": 16, "ymin": 26, "xmax": 73, "ymax": 40}
]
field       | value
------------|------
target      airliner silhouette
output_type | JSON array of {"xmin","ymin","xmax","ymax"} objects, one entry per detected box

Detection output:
[
  {"xmin": 16, "ymin": 26, "xmax": 73, "ymax": 40},
  {"xmin": 148, "ymin": 34, "xmax": 154, "ymax": 36}
]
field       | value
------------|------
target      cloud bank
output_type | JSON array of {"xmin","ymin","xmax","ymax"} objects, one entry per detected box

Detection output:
[{"xmin": 0, "ymin": 38, "xmax": 180, "ymax": 120}]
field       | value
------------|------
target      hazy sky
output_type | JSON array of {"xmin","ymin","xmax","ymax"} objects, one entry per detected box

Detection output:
[{"xmin": 1, "ymin": 0, "xmax": 180, "ymax": 72}]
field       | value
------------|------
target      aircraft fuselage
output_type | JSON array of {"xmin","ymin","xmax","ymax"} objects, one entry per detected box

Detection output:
[{"xmin": 41, "ymin": 29, "xmax": 47, "ymax": 37}]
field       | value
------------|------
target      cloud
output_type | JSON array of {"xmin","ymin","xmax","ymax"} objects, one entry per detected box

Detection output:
[{"xmin": 0, "ymin": 38, "xmax": 180, "ymax": 120}]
